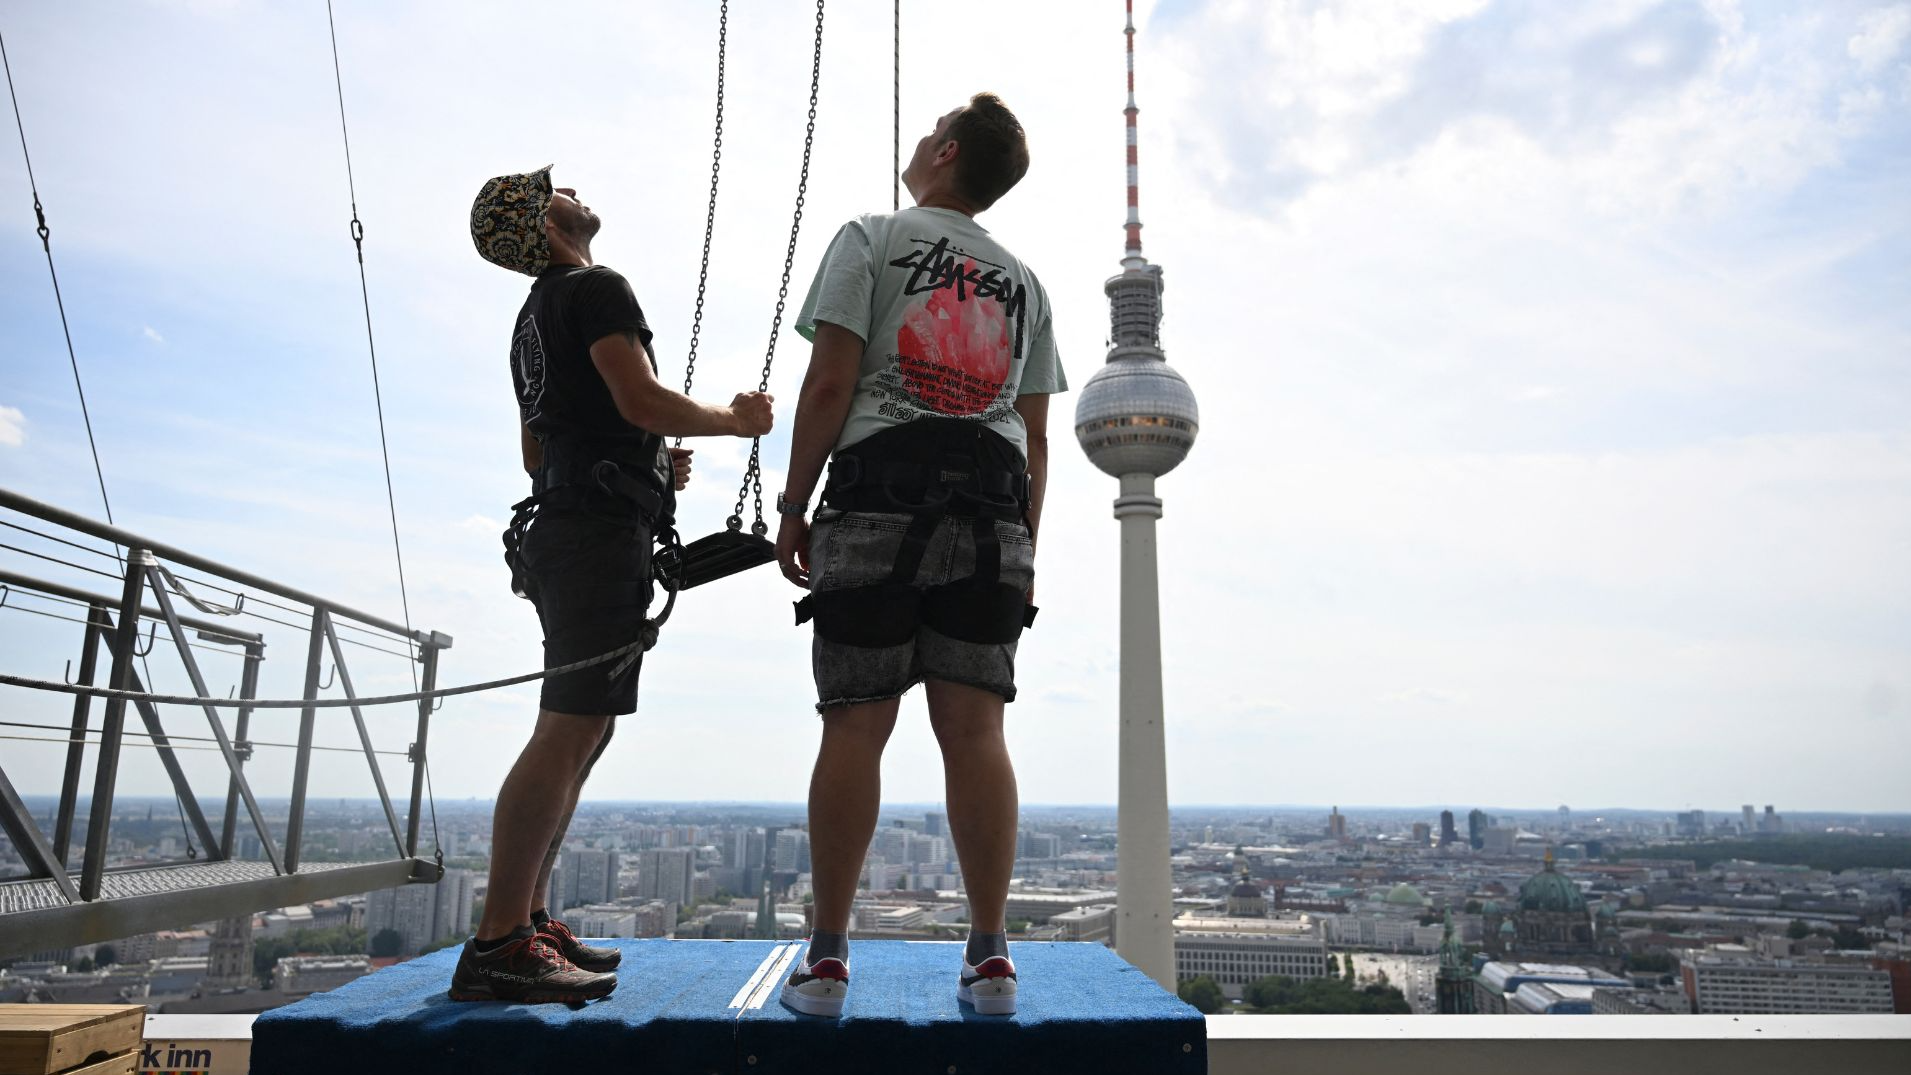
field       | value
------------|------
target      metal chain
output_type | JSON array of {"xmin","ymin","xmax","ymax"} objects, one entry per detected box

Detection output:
[
  {"xmin": 730, "ymin": 0, "xmax": 826, "ymax": 537},
  {"xmin": 894, "ymin": 0, "xmax": 900, "ymax": 212},
  {"xmin": 675, "ymin": 0, "xmax": 729, "ymax": 447}
]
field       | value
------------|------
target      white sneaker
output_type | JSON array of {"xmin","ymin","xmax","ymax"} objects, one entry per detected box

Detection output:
[
  {"xmin": 958, "ymin": 954, "xmax": 1018, "ymax": 1015},
  {"xmin": 780, "ymin": 955, "xmax": 849, "ymax": 1017}
]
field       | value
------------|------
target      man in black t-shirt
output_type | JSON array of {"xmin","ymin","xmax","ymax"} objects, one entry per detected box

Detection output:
[{"xmin": 453, "ymin": 166, "xmax": 773, "ymax": 1004}]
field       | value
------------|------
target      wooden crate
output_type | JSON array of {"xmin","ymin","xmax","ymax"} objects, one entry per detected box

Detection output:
[{"xmin": 0, "ymin": 1005, "xmax": 144, "ymax": 1075}]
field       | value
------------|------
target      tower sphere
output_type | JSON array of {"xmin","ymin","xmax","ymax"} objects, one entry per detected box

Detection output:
[{"xmin": 1074, "ymin": 356, "xmax": 1199, "ymax": 478}]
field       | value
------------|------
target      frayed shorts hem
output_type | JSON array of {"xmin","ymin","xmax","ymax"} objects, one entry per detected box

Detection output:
[
  {"xmin": 815, "ymin": 687, "xmax": 912, "ymax": 715},
  {"xmin": 813, "ymin": 673, "xmax": 1016, "ymax": 715}
]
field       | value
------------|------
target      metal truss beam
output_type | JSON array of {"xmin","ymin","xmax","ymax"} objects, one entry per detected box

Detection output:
[{"xmin": 0, "ymin": 858, "xmax": 437, "ymax": 956}]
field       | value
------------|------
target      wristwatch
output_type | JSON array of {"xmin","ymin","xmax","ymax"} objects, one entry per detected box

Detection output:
[{"xmin": 775, "ymin": 494, "xmax": 809, "ymax": 517}]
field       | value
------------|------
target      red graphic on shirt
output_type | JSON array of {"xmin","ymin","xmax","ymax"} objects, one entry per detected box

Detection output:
[{"xmin": 895, "ymin": 260, "xmax": 1011, "ymax": 416}]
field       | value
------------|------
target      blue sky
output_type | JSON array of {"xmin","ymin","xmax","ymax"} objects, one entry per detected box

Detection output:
[{"xmin": 2, "ymin": 0, "xmax": 1907, "ymax": 813}]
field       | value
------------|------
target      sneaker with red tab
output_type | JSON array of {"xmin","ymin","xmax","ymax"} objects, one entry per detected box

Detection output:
[
  {"xmin": 447, "ymin": 931, "xmax": 616, "ymax": 1004},
  {"xmin": 958, "ymin": 953, "xmax": 1018, "ymax": 1015},
  {"xmin": 780, "ymin": 954, "xmax": 850, "ymax": 1017},
  {"xmin": 537, "ymin": 915, "xmax": 621, "ymax": 973}
]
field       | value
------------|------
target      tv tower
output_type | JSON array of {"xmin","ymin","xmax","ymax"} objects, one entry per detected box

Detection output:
[{"xmin": 1073, "ymin": 0, "xmax": 1199, "ymax": 991}]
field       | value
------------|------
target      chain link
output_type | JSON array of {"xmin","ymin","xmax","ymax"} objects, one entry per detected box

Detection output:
[
  {"xmin": 731, "ymin": 0, "xmax": 826, "ymax": 536},
  {"xmin": 676, "ymin": 0, "xmax": 729, "ymax": 448}
]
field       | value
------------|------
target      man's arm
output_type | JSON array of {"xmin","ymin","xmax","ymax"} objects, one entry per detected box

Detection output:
[
  {"xmin": 520, "ymin": 421, "xmax": 541, "ymax": 475},
  {"xmin": 589, "ymin": 333, "xmax": 772, "ymax": 438},
  {"xmin": 775, "ymin": 321, "xmax": 864, "ymax": 586},
  {"xmin": 1014, "ymin": 393, "xmax": 1049, "ymax": 551}
]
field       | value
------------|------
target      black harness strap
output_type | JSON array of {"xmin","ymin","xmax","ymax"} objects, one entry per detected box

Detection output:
[
  {"xmin": 501, "ymin": 432, "xmax": 684, "ymax": 651},
  {"xmin": 796, "ymin": 419, "xmax": 1037, "ymax": 646}
]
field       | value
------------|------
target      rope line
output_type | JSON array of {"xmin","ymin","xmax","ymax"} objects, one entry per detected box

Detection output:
[
  {"xmin": 0, "ymin": 634, "xmax": 643, "ymax": 709},
  {"xmin": 0, "ymin": 540, "xmax": 124, "ymax": 581},
  {"xmin": 2, "ymin": 30, "xmax": 117, "ymax": 547},
  {"xmin": 0, "ymin": 517, "xmax": 122, "ymax": 560},
  {"xmin": 0, "ymin": 601, "xmax": 248, "ymax": 658},
  {"xmin": 0, "ymin": 719, "xmax": 408, "ymax": 757},
  {"xmin": 325, "ymin": 0, "xmax": 420, "ymax": 685}
]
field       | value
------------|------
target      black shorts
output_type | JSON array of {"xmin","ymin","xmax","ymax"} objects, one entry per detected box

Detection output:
[{"xmin": 521, "ymin": 507, "xmax": 653, "ymax": 716}]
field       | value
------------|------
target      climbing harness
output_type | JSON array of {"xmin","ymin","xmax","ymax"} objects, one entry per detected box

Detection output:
[{"xmin": 795, "ymin": 420, "xmax": 1039, "ymax": 648}]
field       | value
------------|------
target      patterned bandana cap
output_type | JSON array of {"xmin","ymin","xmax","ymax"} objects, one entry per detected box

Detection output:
[{"xmin": 471, "ymin": 165, "xmax": 554, "ymax": 276}]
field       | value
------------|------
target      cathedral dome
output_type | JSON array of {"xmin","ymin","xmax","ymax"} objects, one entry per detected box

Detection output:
[
  {"xmin": 1384, "ymin": 883, "xmax": 1423, "ymax": 906},
  {"xmin": 1518, "ymin": 858, "xmax": 1587, "ymax": 914}
]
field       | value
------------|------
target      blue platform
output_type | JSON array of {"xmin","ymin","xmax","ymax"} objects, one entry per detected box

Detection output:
[{"xmin": 251, "ymin": 939, "xmax": 1206, "ymax": 1075}]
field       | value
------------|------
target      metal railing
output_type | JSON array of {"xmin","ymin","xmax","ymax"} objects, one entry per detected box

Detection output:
[{"xmin": 0, "ymin": 486, "xmax": 451, "ymax": 951}]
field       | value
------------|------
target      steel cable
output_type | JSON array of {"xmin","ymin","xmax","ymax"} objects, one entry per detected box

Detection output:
[
  {"xmin": 0, "ymin": 633, "xmax": 644, "ymax": 709},
  {"xmin": 1, "ymin": 30, "xmax": 117, "ymax": 554}
]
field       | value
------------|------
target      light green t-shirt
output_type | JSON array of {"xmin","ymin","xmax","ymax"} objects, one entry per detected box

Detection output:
[{"xmin": 795, "ymin": 207, "xmax": 1066, "ymax": 463}]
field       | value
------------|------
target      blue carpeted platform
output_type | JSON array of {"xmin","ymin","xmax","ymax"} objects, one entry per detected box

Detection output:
[{"xmin": 251, "ymin": 939, "xmax": 1206, "ymax": 1075}]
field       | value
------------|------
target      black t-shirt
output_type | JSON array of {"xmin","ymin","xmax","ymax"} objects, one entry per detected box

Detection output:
[{"xmin": 510, "ymin": 264, "xmax": 656, "ymax": 449}]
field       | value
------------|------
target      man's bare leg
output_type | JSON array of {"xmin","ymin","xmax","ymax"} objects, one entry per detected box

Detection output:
[
  {"xmin": 925, "ymin": 679, "xmax": 1017, "ymax": 935},
  {"xmin": 530, "ymin": 717, "xmax": 616, "ymax": 911},
  {"xmin": 478, "ymin": 710, "xmax": 611, "ymax": 940},
  {"xmin": 806, "ymin": 699, "xmax": 901, "ymax": 933}
]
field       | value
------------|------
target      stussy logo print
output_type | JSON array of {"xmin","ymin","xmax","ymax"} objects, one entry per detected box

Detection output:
[{"xmin": 889, "ymin": 236, "xmax": 1028, "ymax": 417}]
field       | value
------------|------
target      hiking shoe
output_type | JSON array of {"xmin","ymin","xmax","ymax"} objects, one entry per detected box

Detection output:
[
  {"xmin": 959, "ymin": 954, "xmax": 1017, "ymax": 1015},
  {"xmin": 539, "ymin": 916, "xmax": 622, "ymax": 973},
  {"xmin": 447, "ymin": 933, "xmax": 617, "ymax": 1004},
  {"xmin": 780, "ymin": 954, "xmax": 849, "ymax": 1017}
]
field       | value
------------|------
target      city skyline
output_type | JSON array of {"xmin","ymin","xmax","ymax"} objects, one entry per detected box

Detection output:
[
  {"xmin": 2, "ymin": 1, "xmax": 1906, "ymax": 812},
  {"xmin": 13, "ymin": 794, "xmax": 1911, "ymax": 822}
]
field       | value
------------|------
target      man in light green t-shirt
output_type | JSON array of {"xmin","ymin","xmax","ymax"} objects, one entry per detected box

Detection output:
[{"xmin": 773, "ymin": 92, "xmax": 1066, "ymax": 1019}]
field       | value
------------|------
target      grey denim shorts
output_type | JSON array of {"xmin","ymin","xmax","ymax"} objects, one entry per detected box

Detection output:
[{"xmin": 806, "ymin": 508, "xmax": 1034, "ymax": 711}]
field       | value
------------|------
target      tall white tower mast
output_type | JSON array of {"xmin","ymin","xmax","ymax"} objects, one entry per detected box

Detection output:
[{"xmin": 1073, "ymin": 0, "xmax": 1200, "ymax": 991}]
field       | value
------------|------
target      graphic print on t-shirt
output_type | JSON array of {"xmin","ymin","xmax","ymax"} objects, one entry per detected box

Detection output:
[
  {"xmin": 884, "ymin": 235, "xmax": 1028, "ymax": 420},
  {"xmin": 511, "ymin": 313, "xmax": 547, "ymax": 419}
]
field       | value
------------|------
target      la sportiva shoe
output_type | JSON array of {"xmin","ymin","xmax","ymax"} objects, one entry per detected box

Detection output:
[
  {"xmin": 447, "ymin": 932, "xmax": 617, "ymax": 1004},
  {"xmin": 779, "ymin": 954, "xmax": 849, "ymax": 1017},
  {"xmin": 958, "ymin": 954, "xmax": 1018, "ymax": 1015},
  {"xmin": 539, "ymin": 916, "xmax": 621, "ymax": 973}
]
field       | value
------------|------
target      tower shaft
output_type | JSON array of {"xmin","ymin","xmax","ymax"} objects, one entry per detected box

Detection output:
[{"xmin": 1115, "ymin": 472, "xmax": 1174, "ymax": 988}]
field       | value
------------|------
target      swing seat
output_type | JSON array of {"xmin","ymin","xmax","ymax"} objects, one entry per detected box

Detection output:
[{"xmin": 668, "ymin": 528, "xmax": 776, "ymax": 590}]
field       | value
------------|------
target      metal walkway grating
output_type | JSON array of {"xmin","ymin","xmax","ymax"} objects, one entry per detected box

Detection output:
[
  {"xmin": 0, "ymin": 857, "xmax": 435, "ymax": 953},
  {"xmin": 0, "ymin": 860, "xmax": 375, "ymax": 914}
]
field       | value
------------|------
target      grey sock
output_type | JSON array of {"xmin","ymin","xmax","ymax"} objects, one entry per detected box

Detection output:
[
  {"xmin": 965, "ymin": 931, "xmax": 1008, "ymax": 965},
  {"xmin": 805, "ymin": 930, "xmax": 849, "ymax": 966}
]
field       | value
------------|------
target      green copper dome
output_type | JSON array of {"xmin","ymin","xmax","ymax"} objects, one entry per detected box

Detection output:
[
  {"xmin": 1518, "ymin": 858, "xmax": 1587, "ymax": 914},
  {"xmin": 1384, "ymin": 883, "xmax": 1424, "ymax": 906}
]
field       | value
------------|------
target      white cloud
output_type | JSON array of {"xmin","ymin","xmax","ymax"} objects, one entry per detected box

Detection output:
[
  {"xmin": 143, "ymin": 325, "xmax": 165, "ymax": 344},
  {"xmin": 1849, "ymin": 5, "xmax": 1911, "ymax": 74},
  {"xmin": 0, "ymin": 406, "xmax": 24, "ymax": 447}
]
